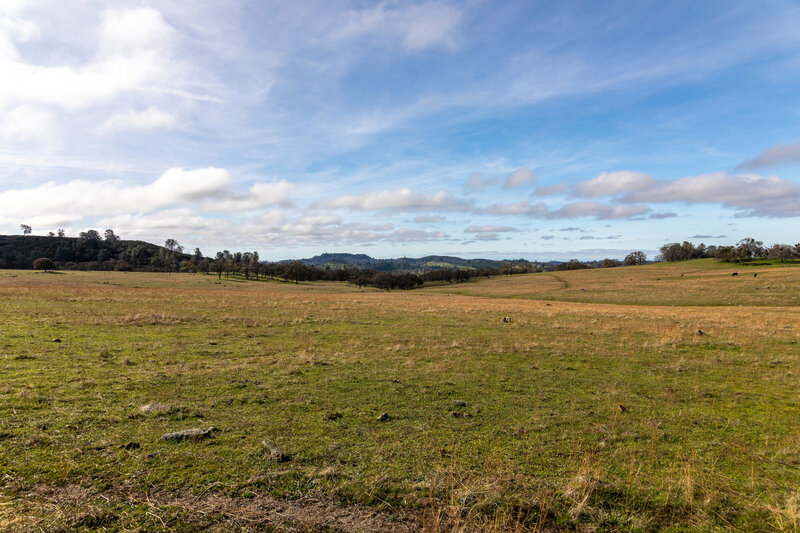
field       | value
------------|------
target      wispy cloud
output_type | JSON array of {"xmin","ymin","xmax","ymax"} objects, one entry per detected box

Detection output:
[
  {"xmin": 333, "ymin": 2, "xmax": 463, "ymax": 52},
  {"xmin": 100, "ymin": 107, "xmax": 176, "ymax": 132}
]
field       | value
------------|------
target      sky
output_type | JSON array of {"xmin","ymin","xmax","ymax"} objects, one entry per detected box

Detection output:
[{"xmin": 1, "ymin": 0, "xmax": 799, "ymax": 261}]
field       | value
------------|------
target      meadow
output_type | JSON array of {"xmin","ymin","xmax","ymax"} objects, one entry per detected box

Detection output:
[{"xmin": 1, "ymin": 259, "xmax": 799, "ymax": 532}]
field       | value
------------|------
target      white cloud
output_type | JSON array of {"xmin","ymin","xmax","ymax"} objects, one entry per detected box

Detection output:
[
  {"xmin": 465, "ymin": 225, "xmax": 517, "ymax": 233},
  {"xmin": 625, "ymin": 171, "xmax": 800, "ymax": 217},
  {"xmin": 208, "ymin": 180, "xmax": 294, "ymax": 212},
  {"xmin": 98, "ymin": 208, "xmax": 218, "ymax": 235},
  {"xmin": 548, "ymin": 202, "xmax": 650, "ymax": 219},
  {"xmin": 484, "ymin": 200, "xmax": 649, "ymax": 219},
  {"xmin": 0, "ymin": 168, "xmax": 293, "ymax": 222},
  {"xmin": 100, "ymin": 107, "xmax": 176, "ymax": 132},
  {"xmin": 736, "ymin": 141, "xmax": 800, "ymax": 171},
  {"xmin": 98, "ymin": 7, "xmax": 173, "ymax": 56},
  {"xmin": 322, "ymin": 187, "xmax": 472, "ymax": 211},
  {"xmin": 575, "ymin": 171, "xmax": 654, "ymax": 197},
  {"xmin": 0, "ymin": 104, "xmax": 53, "ymax": 141},
  {"xmin": 413, "ymin": 215, "xmax": 446, "ymax": 223},
  {"xmin": 299, "ymin": 214, "xmax": 341, "ymax": 226},
  {"xmin": 503, "ymin": 168, "xmax": 535, "ymax": 188},
  {"xmin": 472, "ymin": 233, "xmax": 500, "ymax": 241},
  {"xmin": 0, "ymin": 7, "xmax": 177, "ymax": 112},
  {"xmin": 485, "ymin": 201, "xmax": 548, "ymax": 216},
  {"xmin": 252, "ymin": 218, "xmax": 448, "ymax": 246}
]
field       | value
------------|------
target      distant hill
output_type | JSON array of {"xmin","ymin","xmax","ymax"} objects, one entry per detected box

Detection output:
[
  {"xmin": 296, "ymin": 252, "xmax": 549, "ymax": 273},
  {"xmin": 0, "ymin": 234, "xmax": 192, "ymax": 270}
]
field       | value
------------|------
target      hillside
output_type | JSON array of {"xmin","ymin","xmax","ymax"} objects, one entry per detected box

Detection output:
[{"xmin": 0, "ymin": 234, "xmax": 192, "ymax": 271}]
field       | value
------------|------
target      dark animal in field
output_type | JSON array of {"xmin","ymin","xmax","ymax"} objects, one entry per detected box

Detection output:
[
  {"xmin": 731, "ymin": 272, "xmax": 738, "ymax": 277},
  {"xmin": 753, "ymin": 273, "xmax": 757, "ymax": 277},
  {"xmin": 502, "ymin": 316, "xmax": 512, "ymax": 323}
]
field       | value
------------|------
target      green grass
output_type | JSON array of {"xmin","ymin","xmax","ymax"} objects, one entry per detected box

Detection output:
[{"xmin": 2, "ymin": 262, "xmax": 800, "ymax": 531}]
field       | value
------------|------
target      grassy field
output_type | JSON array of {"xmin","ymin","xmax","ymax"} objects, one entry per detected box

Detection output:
[{"xmin": 1, "ymin": 260, "xmax": 799, "ymax": 532}]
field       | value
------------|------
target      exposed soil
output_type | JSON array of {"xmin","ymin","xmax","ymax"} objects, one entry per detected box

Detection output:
[{"xmin": 3, "ymin": 483, "xmax": 420, "ymax": 532}]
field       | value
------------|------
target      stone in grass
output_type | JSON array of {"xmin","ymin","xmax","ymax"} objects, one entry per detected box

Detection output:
[
  {"xmin": 262, "ymin": 438, "xmax": 290, "ymax": 462},
  {"xmin": 452, "ymin": 400, "xmax": 467, "ymax": 407},
  {"xmin": 377, "ymin": 412, "xmax": 390, "ymax": 422},
  {"xmin": 695, "ymin": 329, "xmax": 705, "ymax": 336},
  {"xmin": 451, "ymin": 411, "xmax": 473, "ymax": 419},
  {"xmin": 119, "ymin": 441, "xmax": 140, "ymax": 450},
  {"xmin": 51, "ymin": 338, "xmax": 61, "ymax": 343},
  {"xmin": 140, "ymin": 403, "xmax": 171, "ymax": 414},
  {"xmin": 161, "ymin": 428, "xmax": 214, "ymax": 442}
]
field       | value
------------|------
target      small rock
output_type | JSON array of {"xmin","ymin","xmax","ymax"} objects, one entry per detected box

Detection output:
[
  {"xmin": 501, "ymin": 316, "xmax": 512, "ymax": 323},
  {"xmin": 452, "ymin": 400, "xmax": 467, "ymax": 407},
  {"xmin": 51, "ymin": 338, "xmax": 61, "ymax": 343},
  {"xmin": 262, "ymin": 438, "xmax": 290, "ymax": 462},
  {"xmin": 324, "ymin": 412, "xmax": 343, "ymax": 421},
  {"xmin": 140, "ymin": 403, "xmax": 170, "ymax": 414},
  {"xmin": 161, "ymin": 428, "xmax": 212, "ymax": 442},
  {"xmin": 617, "ymin": 404, "xmax": 627, "ymax": 413},
  {"xmin": 459, "ymin": 494, "xmax": 477, "ymax": 506},
  {"xmin": 695, "ymin": 329, "xmax": 705, "ymax": 336},
  {"xmin": 451, "ymin": 411, "xmax": 473, "ymax": 418},
  {"xmin": 119, "ymin": 441, "xmax": 140, "ymax": 450},
  {"xmin": 377, "ymin": 412, "xmax": 390, "ymax": 422}
]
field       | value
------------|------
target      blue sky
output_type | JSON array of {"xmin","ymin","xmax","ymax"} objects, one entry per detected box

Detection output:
[{"xmin": 1, "ymin": 0, "xmax": 799, "ymax": 260}]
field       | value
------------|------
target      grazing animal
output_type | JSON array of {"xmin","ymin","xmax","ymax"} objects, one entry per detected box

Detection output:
[
  {"xmin": 753, "ymin": 273, "xmax": 757, "ymax": 278},
  {"xmin": 502, "ymin": 316, "xmax": 512, "ymax": 323},
  {"xmin": 731, "ymin": 272, "xmax": 738, "ymax": 277}
]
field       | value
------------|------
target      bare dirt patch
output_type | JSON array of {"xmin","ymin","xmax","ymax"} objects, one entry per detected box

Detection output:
[{"xmin": 5, "ymin": 483, "xmax": 419, "ymax": 532}]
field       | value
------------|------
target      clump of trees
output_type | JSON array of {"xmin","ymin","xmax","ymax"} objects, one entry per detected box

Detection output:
[
  {"xmin": 624, "ymin": 251, "xmax": 647, "ymax": 265},
  {"xmin": 655, "ymin": 238, "xmax": 800, "ymax": 264},
  {"xmin": 656, "ymin": 242, "xmax": 717, "ymax": 262},
  {"xmin": 556, "ymin": 259, "xmax": 590, "ymax": 271}
]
